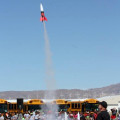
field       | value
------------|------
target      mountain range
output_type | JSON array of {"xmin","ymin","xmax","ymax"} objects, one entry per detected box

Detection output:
[{"xmin": 1, "ymin": 83, "xmax": 120, "ymax": 99}]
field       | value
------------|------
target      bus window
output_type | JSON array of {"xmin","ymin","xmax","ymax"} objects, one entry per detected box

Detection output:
[
  {"xmin": 23, "ymin": 105, "xmax": 27, "ymax": 112},
  {"xmin": 85, "ymin": 103, "xmax": 98, "ymax": 112},
  {"xmin": 14, "ymin": 104, "xmax": 17, "ymax": 110},
  {"xmin": 9, "ymin": 104, "xmax": 13, "ymax": 110},
  {"xmin": 78, "ymin": 103, "xmax": 80, "ymax": 109},
  {"xmin": 58, "ymin": 105, "xmax": 68, "ymax": 112},
  {"xmin": 0, "ymin": 104, "xmax": 7, "ymax": 113},
  {"xmin": 28, "ymin": 105, "xmax": 42, "ymax": 111},
  {"xmin": 72, "ymin": 103, "xmax": 74, "ymax": 109},
  {"xmin": 75, "ymin": 104, "xmax": 77, "ymax": 109},
  {"xmin": 67, "ymin": 104, "xmax": 70, "ymax": 108}
]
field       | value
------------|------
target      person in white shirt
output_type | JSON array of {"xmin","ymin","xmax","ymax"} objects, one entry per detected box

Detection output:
[
  {"xmin": 24, "ymin": 112, "xmax": 30, "ymax": 120},
  {"xmin": 11, "ymin": 113, "xmax": 18, "ymax": 120},
  {"xmin": 34, "ymin": 112, "xmax": 39, "ymax": 120},
  {"xmin": 0, "ymin": 114, "xmax": 4, "ymax": 120},
  {"xmin": 29, "ymin": 113, "xmax": 35, "ymax": 120},
  {"xmin": 118, "ymin": 110, "xmax": 120, "ymax": 120}
]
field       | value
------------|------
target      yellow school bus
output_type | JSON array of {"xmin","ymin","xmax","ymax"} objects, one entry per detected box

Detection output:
[
  {"xmin": 26, "ymin": 99, "xmax": 44, "ymax": 111},
  {"xmin": 7, "ymin": 100, "xmax": 26, "ymax": 113},
  {"xmin": 7, "ymin": 101, "xmax": 17, "ymax": 113},
  {"xmin": 67, "ymin": 101, "xmax": 83, "ymax": 113},
  {"xmin": 5, "ymin": 98, "xmax": 99, "ymax": 113},
  {"xmin": 52, "ymin": 99, "xmax": 70, "ymax": 112},
  {"xmin": 7, "ymin": 99, "xmax": 44, "ymax": 113},
  {"xmin": 82, "ymin": 99, "xmax": 99, "ymax": 112},
  {"xmin": 0, "ymin": 99, "xmax": 8, "ymax": 113}
]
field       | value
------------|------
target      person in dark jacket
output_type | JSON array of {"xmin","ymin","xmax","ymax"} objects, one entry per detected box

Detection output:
[
  {"xmin": 96, "ymin": 101, "xmax": 110, "ymax": 120},
  {"xmin": 80, "ymin": 112, "xmax": 86, "ymax": 120}
]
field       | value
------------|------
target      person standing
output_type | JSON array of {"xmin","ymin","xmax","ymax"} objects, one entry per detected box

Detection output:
[
  {"xmin": 0, "ymin": 113, "xmax": 4, "ymax": 120},
  {"xmin": 34, "ymin": 112, "xmax": 39, "ymax": 120},
  {"xmin": 80, "ymin": 112, "xmax": 86, "ymax": 120},
  {"xmin": 29, "ymin": 113, "xmax": 35, "ymax": 120},
  {"xmin": 117, "ymin": 110, "xmax": 120, "ymax": 120},
  {"xmin": 24, "ymin": 111, "xmax": 30, "ymax": 120},
  {"xmin": 96, "ymin": 101, "xmax": 110, "ymax": 120}
]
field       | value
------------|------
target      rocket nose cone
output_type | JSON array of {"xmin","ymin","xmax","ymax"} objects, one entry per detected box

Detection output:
[
  {"xmin": 40, "ymin": 3, "xmax": 44, "ymax": 12},
  {"xmin": 40, "ymin": 3, "xmax": 42, "ymax": 8}
]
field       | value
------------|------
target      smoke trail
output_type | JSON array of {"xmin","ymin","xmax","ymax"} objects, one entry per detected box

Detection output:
[
  {"xmin": 43, "ymin": 22, "xmax": 57, "ymax": 92},
  {"xmin": 42, "ymin": 22, "xmax": 58, "ymax": 119}
]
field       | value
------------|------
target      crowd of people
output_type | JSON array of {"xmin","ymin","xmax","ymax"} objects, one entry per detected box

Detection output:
[{"xmin": 0, "ymin": 101, "xmax": 120, "ymax": 120}]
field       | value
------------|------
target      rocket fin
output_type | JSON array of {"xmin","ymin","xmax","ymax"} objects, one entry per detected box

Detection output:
[
  {"xmin": 40, "ymin": 17, "xmax": 43, "ymax": 21},
  {"xmin": 44, "ymin": 17, "xmax": 48, "ymax": 21}
]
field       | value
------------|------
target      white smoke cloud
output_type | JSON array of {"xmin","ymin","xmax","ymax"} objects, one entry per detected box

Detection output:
[{"xmin": 42, "ymin": 22, "xmax": 58, "ymax": 120}]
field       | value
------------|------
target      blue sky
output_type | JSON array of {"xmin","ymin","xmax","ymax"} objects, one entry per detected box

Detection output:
[{"xmin": 0, "ymin": 0, "xmax": 120, "ymax": 91}]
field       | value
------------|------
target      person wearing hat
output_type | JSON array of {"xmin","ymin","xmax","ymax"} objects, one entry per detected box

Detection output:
[{"xmin": 96, "ymin": 101, "xmax": 110, "ymax": 120}]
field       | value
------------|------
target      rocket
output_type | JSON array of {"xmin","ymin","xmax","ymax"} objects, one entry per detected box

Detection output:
[{"xmin": 40, "ymin": 3, "xmax": 48, "ymax": 22}]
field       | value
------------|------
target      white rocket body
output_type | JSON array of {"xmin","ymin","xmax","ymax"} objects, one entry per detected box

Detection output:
[{"xmin": 40, "ymin": 3, "xmax": 44, "ymax": 12}]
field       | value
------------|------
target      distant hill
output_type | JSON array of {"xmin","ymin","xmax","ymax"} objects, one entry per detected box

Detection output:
[{"xmin": 1, "ymin": 83, "xmax": 120, "ymax": 99}]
